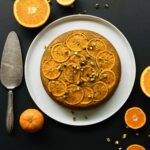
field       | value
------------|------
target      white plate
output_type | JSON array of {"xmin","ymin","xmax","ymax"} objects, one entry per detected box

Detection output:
[{"xmin": 25, "ymin": 15, "xmax": 136, "ymax": 126}]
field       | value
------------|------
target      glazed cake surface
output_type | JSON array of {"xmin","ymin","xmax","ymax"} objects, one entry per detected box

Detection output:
[{"xmin": 40, "ymin": 30, "xmax": 121, "ymax": 108}]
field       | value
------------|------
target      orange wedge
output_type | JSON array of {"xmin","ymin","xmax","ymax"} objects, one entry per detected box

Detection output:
[
  {"xmin": 125, "ymin": 107, "xmax": 146, "ymax": 129},
  {"xmin": 140, "ymin": 66, "xmax": 150, "ymax": 98},
  {"xmin": 127, "ymin": 144, "xmax": 145, "ymax": 150},
  {"xmin": 13, "ymin": 0, "xmax": 51, "ymax": 28}
]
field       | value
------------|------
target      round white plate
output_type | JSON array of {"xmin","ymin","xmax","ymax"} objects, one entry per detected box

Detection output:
[{"xmin": 25, "ymin": 15, "xmax": 136, "ymax": 126}]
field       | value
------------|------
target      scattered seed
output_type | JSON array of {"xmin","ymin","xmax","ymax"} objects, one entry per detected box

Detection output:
[
  {"xmin": 73, "ymin": 117, "xmax": 76, "ymax": 121},
  {"xmin": 118, "ymin": 147, "xmax": 122, "ymax": 150},
  {"xmin": 74, "ymin": 51, "xmax": 78, "ymax": 55},
  {"xmin": 148, "ymin": 134, "xmax": 150, "ymax": 138},
  {"xmin": 70, "ymin": 110, "xmax": 75, "ymax": 114},
  {"xmin": 135, "ymin": 133, "xmax": 139, "ymax": 136},
  {"xmin": 106, "ymin": 137, "xmax": 111, "ymax": 142},
  {"xmin": 95, "ymin": 3, "xmax": 100, "ymax": 9},
  {"xmin": 89, "ymin": 46, "xmax": 93, "ymax": 50},
  {"xmin": 126, "ymin": 126, "xmax": 129, "ymax": 129},
  {"xmin": 81, "ymin": 10, "xmax": 87, "ymax": 14},
  {"xmin": 80, "ymin": 68, "xmax": 84, "ymax": 72},
  {"xmin": 115, "ymin": 140, "xmax": 119, "ymax": 145},
  {"xmin": 85, "ymin": 116, "xmax": 88, "ymax": 119},
  {"xmin": 70, "ymin": 4, "xmax": 74, "ymax": 8},
  {"xmin": 122, "ymin": 133, "xmax": 127, "ymax": 139},
  {"xmin": 105, "ymin": 3, "xmax": 109, "ymax": 8}
]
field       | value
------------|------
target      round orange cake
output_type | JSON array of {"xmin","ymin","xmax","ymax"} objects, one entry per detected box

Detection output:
[{"xmin": 40, "ymin": 30, "xmax": 121, "ymax": 108}]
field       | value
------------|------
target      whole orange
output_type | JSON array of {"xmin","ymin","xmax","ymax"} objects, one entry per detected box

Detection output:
[{"xmin": 19, "ymin": 109, "xmax": 44, "ymax": 133}]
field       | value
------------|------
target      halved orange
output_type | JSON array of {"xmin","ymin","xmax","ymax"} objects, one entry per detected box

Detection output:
[
  {"xmin": 140, "ymin": 66, "xmax": 150, "ymax": 98},
  {"xmin": 48, "ymin": 80, "xmax": 67, "ymax": 96},
  {"xmin": 42, "ymin": 60, "xmax": 61, "ymax": 80},
  {"xmin": 80, "ymin": 87, "xmax": 94, "ymax": 105},
  {"xmin": 65, "ymin": 84, "xmax": 84, "ymax": 105},
  {"xmin": 66, "ymin": 33, "xmax": 88, "ymax": 51},
  {"xmin": 87, "ymin": 38, "xmax": 107, "ymax": 58},
  {"xmin": 13, "ymin": 0, "xmax": 51, "ymax": 28},
  {"xmin": 99, "ymin": 70, "xmax": 116, "ymax": 88},
  {"xmin": 125, "ymin": 107, "xmax": 146, "ymax": 129},
  {"xmin": 96, "ymin": 50, "xmax": 115, "ymax": 70},
  {"xmin": 127, "ymin": 144, "xmax": 145, "ymax": 150},
  {"xmin": 51, "ymin": 43, "xmax": 70, "ymax": 63},
  {"xmin": 92, "ymin": 81, "xmax": 108, "ymax": 101},
  {"xmin": 63, "ymin": 63, "xmax": 80, "ymax": 83}
]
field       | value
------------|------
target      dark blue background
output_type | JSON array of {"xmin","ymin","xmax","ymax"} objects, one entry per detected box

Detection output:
[{"xmin": 0, "ymin": 0, "xmax": 150, "ymax": 149}]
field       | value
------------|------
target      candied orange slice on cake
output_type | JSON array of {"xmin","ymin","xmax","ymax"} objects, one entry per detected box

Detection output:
[
  {"xmin": 80, "ymin": 87, "xmax": 94, "ymax": 105},
  {"xmin": 63, "ymin": 63, "xmax": 81, "ymax": 83},
  {"xmin": 96, "ymin": 50, "xmax": 115, "ymax": 70},
  {"xmin": 68, "ymin": 54, "xmax": 86, "ymax": 64},
  {"xmin": 51, "ymin": 43, "xmax": 70, "ymax": 62},
  {"xmin": 42, "ymin": 60, "xmax": 61, "ymax": 80},
  {"xmin": 92, "ymin": 81, "xmax": 108, "ymax": 101},
  {"xmin": 66, "ymin": 33, "xmax": 88, "ymax": 51},
  {"xmin": 99, "ymin": 70, "xmax": 116, "ymax": 88},
  {"xmin": 65, "ymin": 84, "xmax": 84, "ymax": 105},
  {"xmin": 87, "ymin": 38, "xmax": 107, "ymax": 57},
  {"xmin": 81, "ymin": 65, "xmax": 97, "ymax": 82},
  {"xmin": 48, "ymin": 80, "xmax": 67, "ymax": 97},
  {"xmin": 127, "ymin": 144, "xmax": 145, "ymax": 150}
]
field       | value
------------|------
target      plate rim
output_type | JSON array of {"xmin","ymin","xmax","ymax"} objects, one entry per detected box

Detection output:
[{"xmin": 25, "ymin": 14, "xmax": 136, "ymax": 126}]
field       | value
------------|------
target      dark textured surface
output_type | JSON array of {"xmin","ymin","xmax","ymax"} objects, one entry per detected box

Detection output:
[{"xmin": 0, "ymin": 0, "xmax": 150, "ymax": 149}]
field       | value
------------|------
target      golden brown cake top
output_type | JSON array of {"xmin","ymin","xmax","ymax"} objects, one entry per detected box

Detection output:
[{"xmin": 41, "ymin": 30, "xmax": 121, "ymax": 108}]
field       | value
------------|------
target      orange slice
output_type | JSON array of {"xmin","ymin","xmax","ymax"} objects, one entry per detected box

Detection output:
[
  {"xmin": 127, "ymin": 144, "xmax": 145, "ymax": 150},
  {"xmin": 99, "ymin": 70, "xmax": 116, "ymax": 88},
  {"xmin": 81, "ymin": 65, "xmax": 97, "ymax": 82},
  {"xmin": 66, "ymin": 33, "xmax": 88, "ymax": 51},
  {"xmin": 13, "ymin": 0, "xmax": 51, "ymax": 28},
  {"xmin": 92, "ymin": 81, "xmax": 108, "ymax": 101},
  {"xmin": 87, "ymin": 38, "xmax": 107, "ymax": 57},
  {"xmin": 48, "ymin": 80, "xmax": 67, "ymax": 96},
  {"xmin": 63, "ymin": 63, "xmax": 80, "ymax": 83},
  {"xmin": 140, "ymin": 66, "xmax": 150, "ymax": 98},
  {"xmin": 68, "ymin": 54, "xmax": 86, "ymax": 64},
  {"xmin": 42, "ymin": 60, "xmax": 61, "ymax": 80},
  {"xmin": 96, "ymin": 50, "xmax": 115, "ymax": 70},
  {"xmin": 80, "ymin": 87, "xmax": 94, "ymax": 105},
  {"xmin": 125, "ymin": 107, "xmax": 146, "ymax": 129},
  {"xmin": 65, "ymin": 84, "xmax": 84, "ymax": 105},
  {"xmin": 51, "ymin": 43, "xmax": 70, "ymax": 62},
  {"xmin": 56, "ymin": 0, "xmax": 75, "ymax": 6}
]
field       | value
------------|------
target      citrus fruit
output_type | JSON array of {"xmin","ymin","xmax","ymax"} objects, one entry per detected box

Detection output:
[
  {"xmin": 64, "ymin": 63, "xmax": 81, "ymax": 83},
  {"xmin": 51, "ymin": 43, "xmax": 70, "ymax": 62},
  {"xmin": 19, "ymin": 109, "xmax": 44, "ymax": 133},
  {"xmin": 127, "ymin": 144, "xmax": 145, "ymax": 150},
  {"xmin": 48, "ymin": 80, "xmax": 67, "ymax": 96},
  {"xmin": 92, "ymin": 81, "xmax": 108, "ymax": 101},
  {"xmin": 140, "ymin": 66, "xmax": 150, "ymax": 98},
  {"xmin": 80, "ymin": 87, "xmax": 94, "ymax": 105},
  {"xmin": 42, "ymin": 60, "xmax": 61, "ymax": 80},
  {"xmin": 87, "ymin": 38, "xmax": 107, "ymax": 57},
  {"xmin": 56, "ymin": 0, "xmax": 75, "ymax": 6},
  {"xmin": 96, "ymin": 50, "xmax": 115, "ymax": 70},
  {"xmin": 66, "ymin": 33, "xmax": 88, "ymax": 51},
  {"xmin": 99, "ymin": 70, "xmax": 116, "ymax": 88},
  {"xmin": 13, "ymin": 0, "xmax": 51, "ymax": 28},
  {"xmin": 125, "ymin": 107, "xmax": 146, "ymax": 129},
  {"xmin": 65, "ymin": 84, "xmax": 84, "ymax": 105}
]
